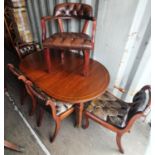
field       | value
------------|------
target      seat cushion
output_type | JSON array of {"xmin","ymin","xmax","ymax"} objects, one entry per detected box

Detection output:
[
  {"xmin": 86, "ymin": 91, "xmax": 131, "ymax": 128},
  {"xmin": 33, "ymin": 84, "xmax": 73, "ymax": 116},
  {"xmin": 43, "ymin": 32, "xmax": 92, "ymax": 50},
  {"xmin": 54, "ymin": 100, "xmax": 73, "ymax": 115}
]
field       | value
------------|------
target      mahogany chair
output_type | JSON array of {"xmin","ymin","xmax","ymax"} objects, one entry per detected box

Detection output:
[
  {"xmin": 18, "ymin": 75, "xmax": 75, "ymax": 142},
  {"xmin": 83, "ymin": 85, "xmax": 151, "ymax": 153},
  {"xmin": 41, "ymin": 2, "xmax": 96, "ymax": 75},
  {"xmin": 15, "ymin": 42, "xmax": 39, "ymax": 60},
  {"xmin": 7, "ymin": 63, "xmax": 37, "ymax": 116}
]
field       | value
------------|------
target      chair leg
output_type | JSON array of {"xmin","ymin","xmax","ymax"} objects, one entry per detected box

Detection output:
[
  {"xmin": 20, "ymin": 87, "xmax": 27, "ymax": 105},
  {"xmin": 61, "ymin": 51, "xmax": 65, "ymax": 64},
  {"xmin": 27, "ymin": 90, "xmax": 37, "ymax": 116},
  {"xmin": 83, "ymin": 50, "xmax": 90, "ymax": 76},
  {"xmin": 50, "ymin": 118, "xmax": 60, "ymax": 143},
  {"xmin": 44, "ymin": 48, "xmax": 52, "ymax": 73},
  {"xmin": 29, "ymin": 95, "xmax": 37, "ymax": 116},
  {"xmin": 4, "ymin": 140, "xmax": 24, "ymax": 152},
  {"xmin": 82, "ymin": 113, "xmax": 89, "ymax": 129},
  {"xmin": 116, "ymin": 133, "xmax": 124, "ymax": 154},
  {"xmin": 37, "ymin": 107, "xmax": 45, "ymax": 127}
]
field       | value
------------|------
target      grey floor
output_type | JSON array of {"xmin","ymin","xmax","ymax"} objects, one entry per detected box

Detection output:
[{"xmin": 4, "ymin": 47, "xmax": 150, "ymax": 155}]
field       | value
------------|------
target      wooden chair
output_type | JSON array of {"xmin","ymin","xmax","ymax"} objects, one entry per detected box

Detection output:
[
  {"xmin": 18, "ymin": 75, "xmax": 75, "ymax": 142},
  {"xmin": 83, "ymin": 85, "xmax": 151, "ymax": 153},
  {"xmin": 15, "ymin": 42, "xmax": 39, "ymax": 60},
  {"xmin": 7, "ymin": 63, "xmax": 37, "ymax": 116},
  {"xmin": 41, "ymin": 2, "xmax": 96, "ymax": 76}
]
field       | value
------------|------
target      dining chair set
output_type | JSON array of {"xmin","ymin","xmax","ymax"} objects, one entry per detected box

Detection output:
[{"xmin": 7, "ymin": 2, "xmax": 151, "ymax": 154}]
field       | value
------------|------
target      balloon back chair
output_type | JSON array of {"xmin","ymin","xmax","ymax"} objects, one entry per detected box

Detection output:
[
  {"xmin": 83, "ymin": 85, "xmax": 151, "ymax": 153},
  {"xmin": 18, "ymin": 75, "xmax": 75, "ymax": 143},
  {"xmin": 7, "ymin": 63, "xmax": 37, "ymax": 116},
  {"xmin": 41, "ymin": 2, "xmax": 96, "ymax": 75}
]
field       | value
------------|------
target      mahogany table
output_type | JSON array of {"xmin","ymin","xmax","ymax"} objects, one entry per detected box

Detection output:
[{"xmin": 19, "ymin": 50, "xmax": 110, "ymax": 127}]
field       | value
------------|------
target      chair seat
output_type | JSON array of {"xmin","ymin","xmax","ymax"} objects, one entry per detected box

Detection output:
[
  {"xmin": 54, "ymin": 100, "xmax": 73, "ymax": 115},
  {"xmin": 86, "ymin": 91, "xmax": 131, "ymax": 128},
  {"xmin": 43, "ymin": 32, "xmax": 92, "ymax": 50}
]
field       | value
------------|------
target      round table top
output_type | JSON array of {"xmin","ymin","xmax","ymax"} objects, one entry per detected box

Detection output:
[{"xmin": 19, "ymin": 51, "xmax": 110, "ymax": 103}]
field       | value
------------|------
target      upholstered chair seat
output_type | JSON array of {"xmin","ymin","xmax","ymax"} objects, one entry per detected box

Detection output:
[
  {"xmin": 32, "ymin": 84, "xmax": 73, "ymax": 116},
  {"xmin": 86, "ymin": 91, "xmax": 131, "ymax": 128},
  {"xmin": 43, "ymin": 32, "xmax": 92, "ymax": 50},
  {"xmin": 84, "ymin": 86, "xmax": 151, "ymax": 153}
]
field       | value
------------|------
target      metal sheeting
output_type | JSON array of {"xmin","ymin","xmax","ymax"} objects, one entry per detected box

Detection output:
[{"xmin": 25, "ymin": 0, "xmax": 150, "ymax": 101}]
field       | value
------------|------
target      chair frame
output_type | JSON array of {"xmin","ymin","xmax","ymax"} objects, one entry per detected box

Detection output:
[
  {"xmin": 83, "ymin": 85, "xmax": 151, "ymax": 153},
  {"xmin": 41, "ymin": 3, "xmax": 96, "ymax": 76},
  {"xmin": 7, "ymin": 64, "xmax": 37, "ymax": 116},
  {"xmin": 18, "ymin": 75, "xmax": 75, "ymax": 142},
  {"xmin": 15, "ymin": 41, "xmax": 38, "ymax": 60}
]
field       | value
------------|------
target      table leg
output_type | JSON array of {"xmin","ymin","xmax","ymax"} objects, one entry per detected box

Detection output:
[{"xmin": 76, "ymin": 103, "xmax": 84, "ymax": 127}]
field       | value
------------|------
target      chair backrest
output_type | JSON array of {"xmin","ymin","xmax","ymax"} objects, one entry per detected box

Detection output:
[
  {"xmin": 54, "ymin": 3, "xmax": 93, "ymax": 20},
  {"xmin": 127, "ymin": 85, "xmax": 151, "ymax": 120},
  {"xmin": 15, "ymin": 42, "xmax": 38, "ymax": 59}
]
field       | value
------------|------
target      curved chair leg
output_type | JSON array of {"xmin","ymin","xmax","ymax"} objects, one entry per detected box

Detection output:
[
  {"xmin": 61, "ymin": 51, "xmax": 65, "ymax": 64},
  {"xmin": 37, "ymin": 107, "xmax": 45, "ymax": 127},
  {"xmin": 25, "ymin": 85, "xmax": 37, "ymax": 116},
  {"xmin": 50, "ymin": 118, "xmax": 60, "ymax": 143},
  {"xmin": 82, "ymin": 113, "xmax": 89, "ymax": 129},
  {"xmin": 29, "ymin": 95, "xmax": 37, "ymax": 116},
  {"xmin": 116, "ymin": 133, "xmax": 124, "ymax": 154},
  {"xmin": 20, "ymin": 87, "xmax": 27, "ymax": 105}
]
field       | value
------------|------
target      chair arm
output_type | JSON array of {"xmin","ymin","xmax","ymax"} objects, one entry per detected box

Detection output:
[{"xmin": 41, "ymin": 16, "xmax": 58, "ymax": 41}]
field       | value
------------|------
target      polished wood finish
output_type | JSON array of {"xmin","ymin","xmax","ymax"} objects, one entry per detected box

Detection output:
[
  {"xmin": 83, "ymin": 85, "xmax": 151, "ymax": 154},
  {"xmin": 20, "ymin": 51, "xmax": 109, "ymax": 103},
  {"xmin": 19, "ymin": 51, "xmax": 110, "ymax": 127}
]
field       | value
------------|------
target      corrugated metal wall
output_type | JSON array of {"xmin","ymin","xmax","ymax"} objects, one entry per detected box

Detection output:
[
  {"xmin": 24, "ymin": 0, "xmax": 150, "ymax": 101},
  {"xmin": 25, "ymin": 0, "xmax": 99, "ymax": 45}
]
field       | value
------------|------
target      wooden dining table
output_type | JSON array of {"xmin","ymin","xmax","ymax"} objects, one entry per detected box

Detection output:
[{"xmin": 19, "ymin": 50, "xmax": 110, "ymax": 127}]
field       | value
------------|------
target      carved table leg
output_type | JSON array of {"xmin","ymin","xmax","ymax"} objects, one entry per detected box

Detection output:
[{"xmin": 75, "ymin": 103, "xmax": 84, "ymax": 127}]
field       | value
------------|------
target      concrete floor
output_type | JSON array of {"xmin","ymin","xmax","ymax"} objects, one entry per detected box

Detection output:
[{"xmin": 4, "ymin": 48, "xmax": 150, "ymax": 155}]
